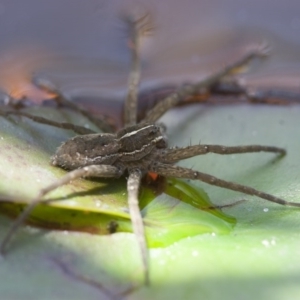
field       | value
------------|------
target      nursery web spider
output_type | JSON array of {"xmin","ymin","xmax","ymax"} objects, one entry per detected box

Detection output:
[{"xmin": 1, "ymin": 14, "xmax": 300, "ymax": 285}]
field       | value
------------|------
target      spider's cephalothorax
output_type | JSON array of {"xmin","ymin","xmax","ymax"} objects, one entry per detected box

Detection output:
[{"xmin": 1, "ymin": 13, "xmax": 300, "ymax": 286}]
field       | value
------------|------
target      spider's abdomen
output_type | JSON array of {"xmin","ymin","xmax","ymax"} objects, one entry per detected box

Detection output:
[
  {"xmin": 51, "ymin": 123, "xmax": 168, "ymax": 172},
  {"xmin": 51, "ymin": 133, "xmax": 120, "ymax": 170}
]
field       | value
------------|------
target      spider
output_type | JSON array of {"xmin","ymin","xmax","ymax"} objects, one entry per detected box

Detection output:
[{"xmin": 1, "ymin": 14, "xmax": 300, "ymax": 286}]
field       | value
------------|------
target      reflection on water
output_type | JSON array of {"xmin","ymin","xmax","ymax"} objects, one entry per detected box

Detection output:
[{"xmin": 0, "ymin": 0, "xmax": 298, "ymax": 110}]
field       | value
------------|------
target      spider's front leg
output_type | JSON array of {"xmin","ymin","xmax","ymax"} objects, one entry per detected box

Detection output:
[
  {"xmin": 123, "ymin": 13, "xmax": 152, "ymax": 126},
  {"xmin": 150, "ymin": 163, "xmax": 300, "ymax": 207},
  {"xmin": 32, "ymin": 76, "xmax": 115, "ymax": 133},
  {"xmin": 127, "ymin": 169, "xmax": 149, "ymax": 285},
  {"xmin": 143, "ymin": 46, "xmax": 269, "ymax": 123},
  {"xmin": 0, "ymin": 165, "xmax": 123, "ymax": 255}
]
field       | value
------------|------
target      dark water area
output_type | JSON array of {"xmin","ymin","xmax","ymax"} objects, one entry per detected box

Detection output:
[{"xmin": 0, "ymin": 0, "xmax": 299, "ymax": 121}]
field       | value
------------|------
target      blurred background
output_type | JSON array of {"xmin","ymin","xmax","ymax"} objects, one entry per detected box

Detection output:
[
  {"xmin": 0, "ymin": 2, "xmax": 300, "ymax": 298},
  {"xmin": 0, "ymin": 0, "xmax": 299, "ymax": 115}
]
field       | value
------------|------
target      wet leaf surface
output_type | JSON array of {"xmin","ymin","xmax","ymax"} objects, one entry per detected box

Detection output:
[
  {"xmin": 0, "ymin": 103, "xmax": 299, "ymax": 300},
  {"xmin": 0, "ymin": 106, "xmax": 234, "ymax": 239}
]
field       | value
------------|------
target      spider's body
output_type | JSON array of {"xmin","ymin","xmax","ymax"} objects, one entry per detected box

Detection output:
[
  {"xmin": 51, "ymin": 123, "xmax": 167, "ymax": 172},
  {"xmin": 1, "ymin": 14, "xmax": 300, "ymax": 286}
]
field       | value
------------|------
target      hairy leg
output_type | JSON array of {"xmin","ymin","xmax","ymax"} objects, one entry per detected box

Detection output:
[
  {"xmin": 136, "ymin": 81, "xmax": 300, "ymax": 123},
  {"xmin": 32, "ymin": 76, "xmax": 115, "ymax": 133},
  {"xmin": 162, "ymin": 144, "xmax": 285, "ymax": 163},
  {"xmin": 0, "ymin": 165, "xmax": 123, "ymax": 254},
  {"xmin": 127, "ymin": 169, "xmax": 149, "ymax": 285},
  {"xmin": 212, "ymin": 80, "xmax": 300, "ymax": 105},
  {"xmin": 150, "ymin": 163, "xmax": 300, "ymax": 207},
  {"xmin": 143, "ymin": 46, "xmax": 269, "ymax": 123},
  {"xmin": 0, "ymin": 109, "xmax": 96, "ymax": 135},
  {"xmin": 202, "ymin": 199, "xmax": 246, "ymax": 210},
  {"xmin": 123, "ymin": 14, "xmax": 152, "ymax": 126},
  {"xmin": 50, "ymin": 257, "xmax": 134, "ymax": 300}
]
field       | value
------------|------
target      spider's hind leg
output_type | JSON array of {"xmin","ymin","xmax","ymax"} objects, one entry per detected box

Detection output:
[
  {"xmin": 0, "ymin": 108, "xmax": 96, "ymax": 135},
  {"xmin": 151, "ymin": 163, "xmax": 300, "ymax": 208},
  {"xmin": 212, "ymin": 78, "xmax": 300, "ymax": 105},
  {"xmin": 32, "ymin": 76, "xmax": 116, "ymax": 133},
  {"xmin": 143, "ymin": 45, "xmax": 269, "ymax": 123}
]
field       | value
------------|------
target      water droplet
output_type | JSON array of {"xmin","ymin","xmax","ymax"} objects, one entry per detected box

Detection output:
[
  {"xmin": 263, "ymin": 208, "xmax": 269, "ymax": 212},
  {"xmin": 95, "ymin": 200, "xmax": 101, "ymax": 207},
  {"xmin": 261, "ymin": 239, "xmax": 270, "ymax": 247},
  {"xmin": 159, "ymin": 259, "xmax": 166, "ymax": 265}
]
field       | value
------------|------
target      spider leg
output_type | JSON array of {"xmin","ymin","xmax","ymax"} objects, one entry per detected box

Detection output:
[
  {"xmin": 249, "ymin": 89, "xmax": 300, "ymax": 104},
  {"xmin": 123, "ymin": 18, "xmax": 142, "ymax": 126},
  {"xmin": 0, "ymin": 165, "xmax": 123, "ymax": 255},
  {"xmin": 203, "ymin": 199, "xmax": 246, "ymax": 210},
  {"xmin": 52, "ymin": 255, "xmax": 139, "ymax": 300},
  {"xmin": 143, "ymin": 47, "xmax": 269, "ymax": 123},
  {"xmin": 50, "ymin": 257, "xmax": 125, "ymax": 300},
  {"xmin": 162, "ymin": 144, "xmax": 285, "ymax": 163},
  {"xmin": 32, "ymin": 76, "xmax": 115, "ymax": 133},
  {"xmin": 212, "ymin": 80, "xmax": 300, "ymax": 105},
  {"xmin": 123, "ymin": 14, "xmax": 153, "ymax": 126},
  {"xmin": 127, "ymin": 169, "xmax": 149, "ymax": 285},
  {"xmin": 136, "ymin": 80, "xmax": 300, "ymax": 121},
  {"xmin": 150, "ymin": 163, "xmax": 300, "ymax": 207},
  {"xmin": 0, "ymin": 109, "xmax": 96, "ymax": 135}
]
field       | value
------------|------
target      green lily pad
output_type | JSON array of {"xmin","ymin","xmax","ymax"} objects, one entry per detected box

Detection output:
[
  {"xmin": 0, "ymin": 103, "xmax": 299, "ymax": 300},
  {"xmin": 0, "ymin": 106, "xmax": 234, "ymax": 239}
]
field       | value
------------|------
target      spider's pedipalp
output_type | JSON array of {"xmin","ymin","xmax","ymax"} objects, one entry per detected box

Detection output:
[
  {"xmin": 150, "ymin": 163, "xmax": 300, "ymax": 208},
  {"xmin": 127, "ymin": 169, "xmax": 149, "ymax": 285},
  {"xmin": 161, "ymin": 144, "xmax": 286, "ymax": 163},
  {"xmin": 0, "ymin": 164, "xmax": 123, "ymax": 255}
]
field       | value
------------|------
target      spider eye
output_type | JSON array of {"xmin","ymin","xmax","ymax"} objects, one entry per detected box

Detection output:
[
  {"xmin": 156, "ymin": 137, "xmax": 168, "ymax": 148},
  {"xmin": 149, "ymin": 128, "xmax": 158, "ymax": 135}
]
